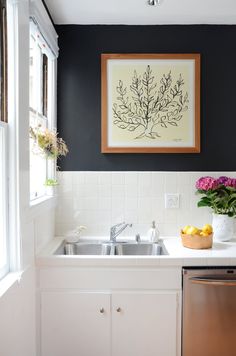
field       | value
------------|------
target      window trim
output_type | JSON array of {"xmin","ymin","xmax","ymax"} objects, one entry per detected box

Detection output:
[
  {"xmin": 0, "ymin": 0, "xmax": 9, "ymax": 281},
  {"xmin": 0, "ymin": 121, "xmax": 9, "ymax": 280},
  {"xmin": 0, "ymin": 0, "xmax": 7, "ymax": 123},
  {"xmin": 29, "ymin": 1, "xmax": 59, "ymax": 59},
  {"xmin": 6, "ymin": 0, "xmax": 21, "ymax": 275}
]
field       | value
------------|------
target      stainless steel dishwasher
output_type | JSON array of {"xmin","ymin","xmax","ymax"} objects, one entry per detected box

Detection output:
[{"xmin": 182, "ymin": 268, "xmax": 236, "ymax": 356}]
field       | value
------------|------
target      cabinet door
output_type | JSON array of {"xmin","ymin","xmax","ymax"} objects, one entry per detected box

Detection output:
[
  {"xmin": 41, "ymin": 291, "xmax": 111, "ymax": 356},
  {"xmin": 112, "ymin": 292, "xmax": 178, "ymax": 356}
]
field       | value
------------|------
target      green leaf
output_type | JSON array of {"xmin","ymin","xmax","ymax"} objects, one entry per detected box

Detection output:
[
  {"xmin": 198, "ymin": 201, "xmax": 211, "ymax": 207},
  {"xmin": 199, "ymin": 197, "xmax": 211, "ymax": 204},
  {"xmin": 225, "ymin": 186, "xmax": 236, "ymax": 192}
]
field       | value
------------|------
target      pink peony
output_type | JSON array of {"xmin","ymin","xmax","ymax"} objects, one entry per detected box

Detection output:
[{"xmin": 196, "ymin": 176, "xmax": 218, "ymax": 191}]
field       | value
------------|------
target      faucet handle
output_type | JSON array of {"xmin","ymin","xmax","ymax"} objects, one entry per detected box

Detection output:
[
  {"xmin": 135, "ymin": 234, "xmax": 141, "ymax": 243},
  {"xmin": 112, "ymin": 222, "xmax": 125, "ymax": 229},
  {"xmin": 110, "ymin": 222, "xmax": 133, "ymax": 243},
  {"xmin": 111, "ymin": 222, "xmax": 132, "ymax": 230}
]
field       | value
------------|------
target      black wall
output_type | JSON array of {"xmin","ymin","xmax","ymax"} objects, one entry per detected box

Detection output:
[{"xmin": 56, "ymin": 25, "xmax": 236, "ymax": 171}]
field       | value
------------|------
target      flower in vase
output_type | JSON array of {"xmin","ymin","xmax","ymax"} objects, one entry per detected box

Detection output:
[
  {"xmin": 196, "ymin": 176, "xmax": 236, "ymax": 217},
  {"xmin": 195, "ymin": 176, "xmax": 218, "ymax": 191}
]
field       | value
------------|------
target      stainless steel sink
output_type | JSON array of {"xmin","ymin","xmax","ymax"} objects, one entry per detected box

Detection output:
[
  {"xmin": 54, "ymin": 242, "xmax": 112, "ymax": 255},
  {"xmin": 115, "ymin": 242, "xmax": 166, "ymax": 256},
  {"xmin": 54, "ymin": 241, "xmax": 167, "ymax": 256}
]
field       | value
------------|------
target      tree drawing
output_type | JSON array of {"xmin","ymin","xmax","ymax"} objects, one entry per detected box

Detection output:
[{"xmin": 112, "ymin": 65, "xmax": 189, "ymax": 139}]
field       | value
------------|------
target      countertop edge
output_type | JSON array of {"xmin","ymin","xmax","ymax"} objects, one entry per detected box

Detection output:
[{"xmin": 36, "ymin": 236, "xmax": 236, "ymax": 268}]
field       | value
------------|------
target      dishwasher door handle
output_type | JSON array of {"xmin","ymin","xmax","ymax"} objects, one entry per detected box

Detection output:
[{"xmin": 190, "ymin": 276, "xmax": 236, "ymax": 286}]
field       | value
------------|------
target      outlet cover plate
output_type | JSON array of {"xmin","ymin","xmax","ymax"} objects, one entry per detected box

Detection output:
[{"xmin": 165, "ymin": 193, "xmax": 180, "ymax": 209}]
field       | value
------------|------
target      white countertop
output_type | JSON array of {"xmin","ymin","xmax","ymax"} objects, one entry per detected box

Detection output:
[
  {"xmin": 163, "ymin": 237, "xmax": 236, "ymax": 266},
  {"xmin": 36, "ymin": 236, "xmax": 236, "ymax": 267}
]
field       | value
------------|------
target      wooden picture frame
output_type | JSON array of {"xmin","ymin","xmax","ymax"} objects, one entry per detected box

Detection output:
[{"xmin": 101, "ymin": 53, "xmax": 200, "ymax": 153}]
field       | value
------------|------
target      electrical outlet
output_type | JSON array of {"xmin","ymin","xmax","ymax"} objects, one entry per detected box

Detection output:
[{"xmin": 165, "ymin": 193, "xmax": 180, "ymax": 209}]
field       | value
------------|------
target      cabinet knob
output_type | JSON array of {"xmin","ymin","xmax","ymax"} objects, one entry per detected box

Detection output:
[
  {"xmin": 116, "ymin": 307, "xmax": 121, "ymax": 313},
  {"xmin": 100, "ymin": 308, "xmax": 105, "ymax": 314}
]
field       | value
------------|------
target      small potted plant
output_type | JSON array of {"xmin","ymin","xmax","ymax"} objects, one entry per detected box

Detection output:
[{"xmin": 44, "ymin": 178, "xmax": 59, "ymax": 196}]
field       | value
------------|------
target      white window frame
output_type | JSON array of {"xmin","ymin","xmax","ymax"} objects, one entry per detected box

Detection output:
[
  {"xmin": 29, "ymin": 27, "xmax": 48, "ymax": 201},
  {"xmin": 29, "ymin": 20, "xmax": 57, "ymax": 202},
  {"xmin": 0, "ymin": 121, "xmax": 9, "ymax": 280},
  {"xmin": 0, "ymin": 0, "xmax": 58, "ymax": 285},
  {"xmin": 0, "ymin": 0, "xmax": 12, "ymax": 282},
  {"xmin": 5, "ymin": 0, "xmax": 21, "ymax": 277},
  {"xmin": 29, "ymin": 0, "xmax": 58, "ymax": 205}
]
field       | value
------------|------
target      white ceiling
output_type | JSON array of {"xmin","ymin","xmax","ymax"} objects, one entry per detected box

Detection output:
[{"xmin": 44, "ymin": 0, "xmax": 236, "ymax": 25}]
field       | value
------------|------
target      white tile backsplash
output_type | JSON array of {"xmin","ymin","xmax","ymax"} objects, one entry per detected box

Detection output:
[
  {"xmin": 55, "ymin": 171, "xmax": 236, "ymax": 238},
  {"xmin": 125, "ymin": 172, "xmax": 138, "ymax": 185},
  {"xmin": 112, "ymin": 172, "xmax": 124, "ymax": 185},
  {"xmin": 98, "ymin": 172, "xmax": 112, "ymax": 185}
]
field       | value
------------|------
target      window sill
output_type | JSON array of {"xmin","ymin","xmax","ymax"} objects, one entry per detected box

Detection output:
[
  {"xmin": 27, "ymin": 195, "xmax": 57, "ymax": 221},
  {"xmin": 0, "ymin": 271, "xmax": 23, "ymax": 298},
  {"xmin": 30, "ymin": 194, "xmax": 56, "ymax": 208}
]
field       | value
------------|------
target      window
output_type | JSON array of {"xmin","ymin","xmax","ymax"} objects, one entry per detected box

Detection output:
[
  {"xmin": 0, "ymin": 0, "xmax": 8, "ymax": 279},
  {"xmin": 29, "ymin": 21, "xmax": 56, "ymax": 201}
]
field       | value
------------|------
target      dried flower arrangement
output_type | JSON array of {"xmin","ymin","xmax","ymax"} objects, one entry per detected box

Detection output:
[{"xmin": 30, "ymin": 125, "xmax": 68, "ymax": 159}]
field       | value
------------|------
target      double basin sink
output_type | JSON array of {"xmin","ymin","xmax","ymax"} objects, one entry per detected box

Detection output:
[{"xmin": 55, "ymin": 240, "xmax": 167, "ymax": 256}]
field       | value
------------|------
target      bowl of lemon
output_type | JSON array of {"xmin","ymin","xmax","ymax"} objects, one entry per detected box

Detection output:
[{"xmin": 181, "ymin": 224, "xmax": 213, "ymax": 249}]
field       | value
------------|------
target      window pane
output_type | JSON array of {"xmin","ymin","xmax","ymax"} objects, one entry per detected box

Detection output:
[
  {"xmin": 29, "ymin": 112, "xmax": 47, "ymax": 200},
  {"xmin": 29, "ymin": 35, "xmax": 36, "ymax": 109},
  {"xmin": 30, "ymin": 152, "xmax": 47, "ymax": 200},
  {"xmin": 29, "ymin": 22, "xmax": 55, "ymax": 202}
]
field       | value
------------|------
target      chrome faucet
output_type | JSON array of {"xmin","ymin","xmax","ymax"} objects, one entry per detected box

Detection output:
[{"xmin": 110, "ymin": 222, "xmax": 132, "ymax": 243}]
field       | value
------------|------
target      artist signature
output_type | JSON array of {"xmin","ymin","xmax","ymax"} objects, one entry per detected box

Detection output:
[{"xmin": 173, "ymin": 138, "xmax": 183, "ymax": 142}]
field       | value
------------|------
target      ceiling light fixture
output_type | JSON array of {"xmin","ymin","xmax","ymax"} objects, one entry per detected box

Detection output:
[{"xmin": 148, "ymin": 0, "xmax": 161, "ymax": 6}]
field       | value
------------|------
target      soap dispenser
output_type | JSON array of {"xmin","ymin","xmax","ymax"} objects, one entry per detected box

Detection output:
[{"xmin": 147, "ymin": 221, "xmax": 160, "ymax": 242}]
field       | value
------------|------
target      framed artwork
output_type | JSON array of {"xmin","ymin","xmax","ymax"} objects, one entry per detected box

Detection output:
[{"xmin": 101, "ymin": 53, "xmax": 200, "ymax": 153}]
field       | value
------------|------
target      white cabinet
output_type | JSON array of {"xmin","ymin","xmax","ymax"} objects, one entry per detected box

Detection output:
[
  {"xmin": 112, "ymin": 292, "xmax": 178, "ymax": 356},
  {"xmin": 41, "ymin": 292, "xmax": 111, "ymax": 356},
  {"xmin": 41, "ymin": 290, "xmax": 179, "ymax": 356}
]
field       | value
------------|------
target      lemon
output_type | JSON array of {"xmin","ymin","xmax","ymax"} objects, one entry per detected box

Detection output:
[
  {"xmin": 200, "ymin": 231, "xmax": 209, "ymax": 237},
  {"xmin": 183, "ymin": 225, "xmax": 191, "ymax": 234},
  {"xmin": 186, "ymin": 226, "xmax": 199, "ymax": 235},
  {"xmin": 202, "ymin": 224, "xmax": 213, "ymax": 234}
]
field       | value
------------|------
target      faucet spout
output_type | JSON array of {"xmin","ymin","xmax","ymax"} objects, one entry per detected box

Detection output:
[{"xmin": 110, "ymin": 222, "xmax": 132, "ymax": 243}]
